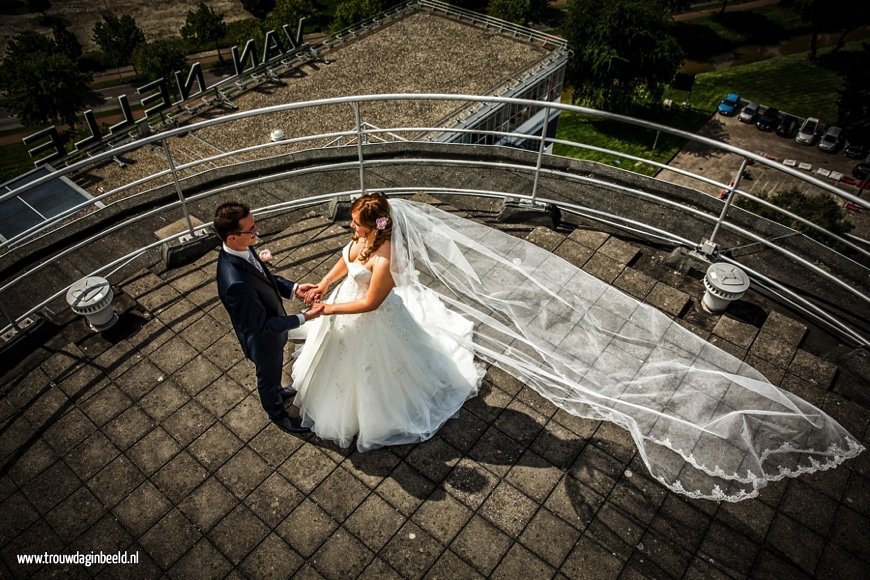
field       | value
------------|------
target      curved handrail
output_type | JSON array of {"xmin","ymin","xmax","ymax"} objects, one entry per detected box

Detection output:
[{"xmin": 0, "ymin": 94, "xmax": 867, "ymax": 348}]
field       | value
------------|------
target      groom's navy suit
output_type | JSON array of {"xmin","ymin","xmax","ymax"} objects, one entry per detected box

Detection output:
[{"xmin": 216, "ymin": 249, "xmax": 303, "ymax": 421}]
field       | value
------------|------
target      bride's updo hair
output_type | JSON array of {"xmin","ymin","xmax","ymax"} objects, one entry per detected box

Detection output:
[{"xmin": 351, "ymin": 192, "xmax": 392, "ymax": 263}]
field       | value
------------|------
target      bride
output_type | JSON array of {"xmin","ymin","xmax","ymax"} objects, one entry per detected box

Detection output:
[
  {"xmin": 292, "ymin": 193, "xmax": 483, "ymax": 451},
  {"xmin": 292, "ymin": 192, "xmax": 864, "ymax": 502}
]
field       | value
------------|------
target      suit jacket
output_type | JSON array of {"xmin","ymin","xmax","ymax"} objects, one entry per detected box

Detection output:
[{"xmin": 216, "ymin": 249, "xmax": 302, "ymax": 362}]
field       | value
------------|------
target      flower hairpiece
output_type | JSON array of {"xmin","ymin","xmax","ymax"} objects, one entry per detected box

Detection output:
[{"xmin": 375, "ymin": 216, "xmax": 389, "ymax": 230}]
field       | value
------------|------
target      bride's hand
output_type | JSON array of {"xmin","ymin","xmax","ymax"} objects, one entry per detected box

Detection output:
[
  {"xmin": 303, "ymin": 288, "xmax": 321, "ymax": 305},
  {"xmin": 296, "ymin": 283, "xmax": 318, "ymax": 300}
]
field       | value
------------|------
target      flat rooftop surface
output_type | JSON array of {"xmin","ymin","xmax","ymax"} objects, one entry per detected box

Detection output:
[
  {"xmin": 1, "ymin": 194, "xmax": 867, "ymax": 579},
  {"xmin": 82, "ymin": 9, "xmax": 553, "ymax": 199}
]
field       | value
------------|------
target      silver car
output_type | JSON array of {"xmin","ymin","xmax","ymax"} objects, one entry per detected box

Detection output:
[
  {"xmin": 738, "ymin": 102, "xmax": 759, "ymax": 123},
  {"xmin": 796, "ymin": 117, "xmax": 819, "ymax": 145},
  {"xmin": 817, "ymin": 126, "xmax": 842, "ymax": 152}
]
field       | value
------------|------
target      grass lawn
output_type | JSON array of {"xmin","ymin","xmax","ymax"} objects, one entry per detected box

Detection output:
[
  {"xmin": 685, "ymin": 44, "xmax": 858, "ymax": 122},
  {"xmin": 552, "ymin": 107, "xmax": 708, "ymax": 176}
]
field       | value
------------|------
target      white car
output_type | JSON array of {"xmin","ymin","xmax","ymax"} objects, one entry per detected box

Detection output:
[{"xmin": 795, "ymin": 117, "xmax": 819, "ymax": 145}]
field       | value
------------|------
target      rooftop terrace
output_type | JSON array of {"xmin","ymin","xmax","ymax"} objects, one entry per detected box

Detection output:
[{"xmin": 1, "ymin": 192, "xmax": 868, "ymax": 579}]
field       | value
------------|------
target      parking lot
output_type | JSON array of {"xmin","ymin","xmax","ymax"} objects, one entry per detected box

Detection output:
[{"xmin": 659, "ymin": 105, "xmax": 869, "ymax": 238}]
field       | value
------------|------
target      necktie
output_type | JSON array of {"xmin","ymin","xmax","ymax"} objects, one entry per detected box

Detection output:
[{"xmin": 248, "ymin": 251, "xmax": 265, "ymax": 276}]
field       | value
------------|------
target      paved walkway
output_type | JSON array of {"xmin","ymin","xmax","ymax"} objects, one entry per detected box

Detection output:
[{"xmin": 1, "ymin": 195, "xmax": 868, "ymax": 579}]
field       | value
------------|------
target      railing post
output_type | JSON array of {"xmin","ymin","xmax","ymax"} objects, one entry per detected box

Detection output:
[
  {"xmin": 160, "ymin": 138, "xmax": 196, "ymax": 237},
  {"xmin": 530, "ymin": 105, "xmax": 551, "ymax": 205},
  {"xmin": 700, "ymin": 157, "xmax": 749, "ymax": 257},
  {"xmin": 354, "ymin": 102, "xmax": 366, "ymax": 196}
]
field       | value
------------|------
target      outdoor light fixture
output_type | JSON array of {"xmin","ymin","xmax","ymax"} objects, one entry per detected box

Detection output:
[
  {"xmin": 66, "ymin": 276, "xmax": 118, "ymax": 331},
  {"xmin": 702, "ymin": 263, "xmax": 750, "ymax": 313}
]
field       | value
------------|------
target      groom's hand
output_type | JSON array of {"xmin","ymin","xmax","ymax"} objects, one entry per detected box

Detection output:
[
  {"xmin": 296, "ymin": 283, "xmax": 318, "ymax": 300},
  {"xmin": 304, "ymin": 302, "xmax": 325, "ymax": 320},
  {"xmin": 303, "ymin": 289, "xmax": 321, "ymax": 305}
]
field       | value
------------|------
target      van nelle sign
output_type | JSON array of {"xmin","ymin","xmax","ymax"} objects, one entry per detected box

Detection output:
[{"xmin": 23, "ymin": 20, "xmax": 306, "ymax": 165}]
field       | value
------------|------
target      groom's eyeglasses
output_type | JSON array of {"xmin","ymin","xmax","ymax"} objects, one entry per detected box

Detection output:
[{"xmin": 234, "ymin": 225, "xmax": 258, "ymax": 236}]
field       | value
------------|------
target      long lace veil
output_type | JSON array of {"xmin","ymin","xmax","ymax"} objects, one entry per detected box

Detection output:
[{"xmin": 387, "ymin": 198, "xmax": 864, "ymax": 502}]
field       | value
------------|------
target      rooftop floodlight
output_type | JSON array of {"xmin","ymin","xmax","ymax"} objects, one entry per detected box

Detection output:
[
  {"xmin": 702, "ymin": 263, "xmax": 750, "ymax": 313},
  {"xmin": 66, "ymin": 276, "xmax": 118, "ymax": 331}
]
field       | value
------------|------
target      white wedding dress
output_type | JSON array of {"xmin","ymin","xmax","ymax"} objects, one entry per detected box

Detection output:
[
  {"xmin": 292, "ymin": 243, "xmax": 483, "ymax": 451},
  {"xmin": 292, "ymin": 198, "xmax": 863, "ymax": 501}
]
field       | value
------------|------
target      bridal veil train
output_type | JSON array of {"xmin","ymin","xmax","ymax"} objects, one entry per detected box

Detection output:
[{"xmin": 381, "ymin": 198, "xmax": 863, "ymax": 502}]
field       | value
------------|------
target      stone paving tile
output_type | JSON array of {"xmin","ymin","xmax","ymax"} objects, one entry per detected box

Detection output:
[
  {"xmin": 312, "ymin": 527, "xmax": 374, "ymax": 579},
  {"xmin": 526, "ymin": 226, "xmax": 565, "ymax": 252},
  {"xmin": 479, "ymin": 480, "xmax": 538, "ymax": 539},
  {"xmin": 492, "ymin": 542, "xmax": 555, "ymax": 579},
  {"xmin": 276, "ymin": 499, "xmax": 338, "ymax": 559},
  {"xmin": 177, "ymin": 474, "xmax": 235, "ymax": 531},
  {"xmin": 127, "ymin": 426, "xmax": 182, "ymax": 476},
  {"xmin": 646, "ymin": 281, "xmax": 690, "ymax": 317},
  {"xmin": 761, "ymin": 310, "xmax": 807, "ymax": 346},
  {"xmin": 582, "ymin": 252, "xmax": 624, "ymax": 284},
  {"xmin": 519, "ymin": 507, "xmax": 581, "ymax": 568},
  {"xmin": 789, "ymin": 348, "xmax": 838, "ymax": 389},
  {"xmin": 381, "ymin": 521, "xmax": 444, "ymax": 578},
  {"xmin": 451, "ymin": 514, "xmax": 513, "ymax": 575},
  {"xmin": 559, "ymin": 534, "xmax": 625, "ymax": 579},
  {"xmin": 505, "ymin": 449, "xmax": 563, "ymax": 503},
  {"xmin": 139, "ymin": 508, "xmax": 201, "ymax": 571},
  {"xmin": 599, "ymin": 236, "xmax": 640, "ymax": 265},
  {"xmin": 238, "ymin": 533, "xmax": 303, "ymax": 579},
  {"xmin": 44, "ymin": 486, "xmax": 104, "ymax": 544},
  {"xmin": 553, "ymin": 237, "xmax": 595, "ymax": 269},
  {"xmin": 169, "ymin": 537, "xmax": 234, "ymax": 580},
  {"xmin": 345, "ymin": 492, "xmax": 406, "ymax": 551},
  {"xmin": 613, "ymin": 266, "xmax": 657, "ymax": 300},
  {"xmin": 569, "ymin": 228, "xmax": 609, "ymax": 250},
  {"xmin": 711, "ymin": 313, "xmax": 759, "ymax": 349}
]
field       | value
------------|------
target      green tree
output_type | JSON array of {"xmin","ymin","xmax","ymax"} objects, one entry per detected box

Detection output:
[
  {"xmin": 782, "ymin": 0, "xmax": 869, "ymax": 60},
  {"xmin": 27, "ymin": 0, "xmax": 51, "ymax": 16},
  {"xmin": 267, "ymin": 0, "xmax": 316, "ymax": 33},
  {"xmin": 331, "ymin": 0, "xmax": 387, "ymax": 31},
  {"xmin": 836, "ymin": 43, "xmax": 870, "ymax": 138},
  {"xmin": 52, "ymin": 23, "xmax": 82, "ymax": 61},
  {"xmin": 563, "ymin": 0, "xmax": 684, "ymax": 113},
  {"xmin": 736, "ymin": 188, "xmax": 853, "ymax": 245},
  {"xmin": 487, "ymin": 0, "xmax": 547, "ymax": 25},
  {"xmin": 181, "ymin": 2, "xmax": 229, "ymax": 63},
  {"xmin": 0, "ymin": 31, "xmax": 91, "ymax": 127},
  {"xmin": 131, "ymin": 39, "xmax": 188, "ymax": 89},
  {"xmin": 241, "ymin": 0, "xmax": 276, "ymax": 20},
  {"xmin": 448, "ymin": 0, "xmax": 488, "ymax": 11},
  {"xmin": 92, "ymin": 13, "xmax": 146, "ymax": 68}
]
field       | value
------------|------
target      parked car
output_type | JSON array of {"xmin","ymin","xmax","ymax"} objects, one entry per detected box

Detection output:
[
  {"xmin": 738, "ymin": 101, "xmax": 759, "ymax": 123},
  {"xmin": 717, "ymin": 93, "xmax": 741, "ymax": 116},
  {"xmin": 844, "ymin": 141, "xmax": 868, "ymax": 159},
  {"xmin": 853, "ymin": 162, "xmax": 870, "ymax": 182},
  {"xmin": 755, "ymin": 107, "xmax": 780, "ymax": 131},
  {"xmin": 776, "ymin": 115, "xmax": 799, "ymax": 138},
  {"xmin": 817, "ymin": 126, "xmax": 843, "ymax": 152},
  {"xmin": 795, "ymin": 117, "xmax": 820, "ymax": 145}
]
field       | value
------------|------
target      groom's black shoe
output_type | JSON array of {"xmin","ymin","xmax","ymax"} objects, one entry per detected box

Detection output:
[
  {"xmin": 279, "ymin": 387, "xmax": 297, "ymax": 400},
  {"xmin": 272, "ymin": 416, "xmax": 310, "ymax": 434}
]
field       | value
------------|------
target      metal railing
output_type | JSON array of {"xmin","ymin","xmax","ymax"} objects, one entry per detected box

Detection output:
[{"xmin": 1, "ymin": 94, "xmax": 868, "ymax": 347}]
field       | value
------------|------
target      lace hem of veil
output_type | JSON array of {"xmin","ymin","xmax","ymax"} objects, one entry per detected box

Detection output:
[{"xmin": 387, "ymin": 198, "xmax": 864, "ymax": 502}]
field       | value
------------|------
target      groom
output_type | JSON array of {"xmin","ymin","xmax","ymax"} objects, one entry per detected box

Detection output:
[{"xmin": 213, "ymin": 202, "xmax": 323, "ymax": 433}]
